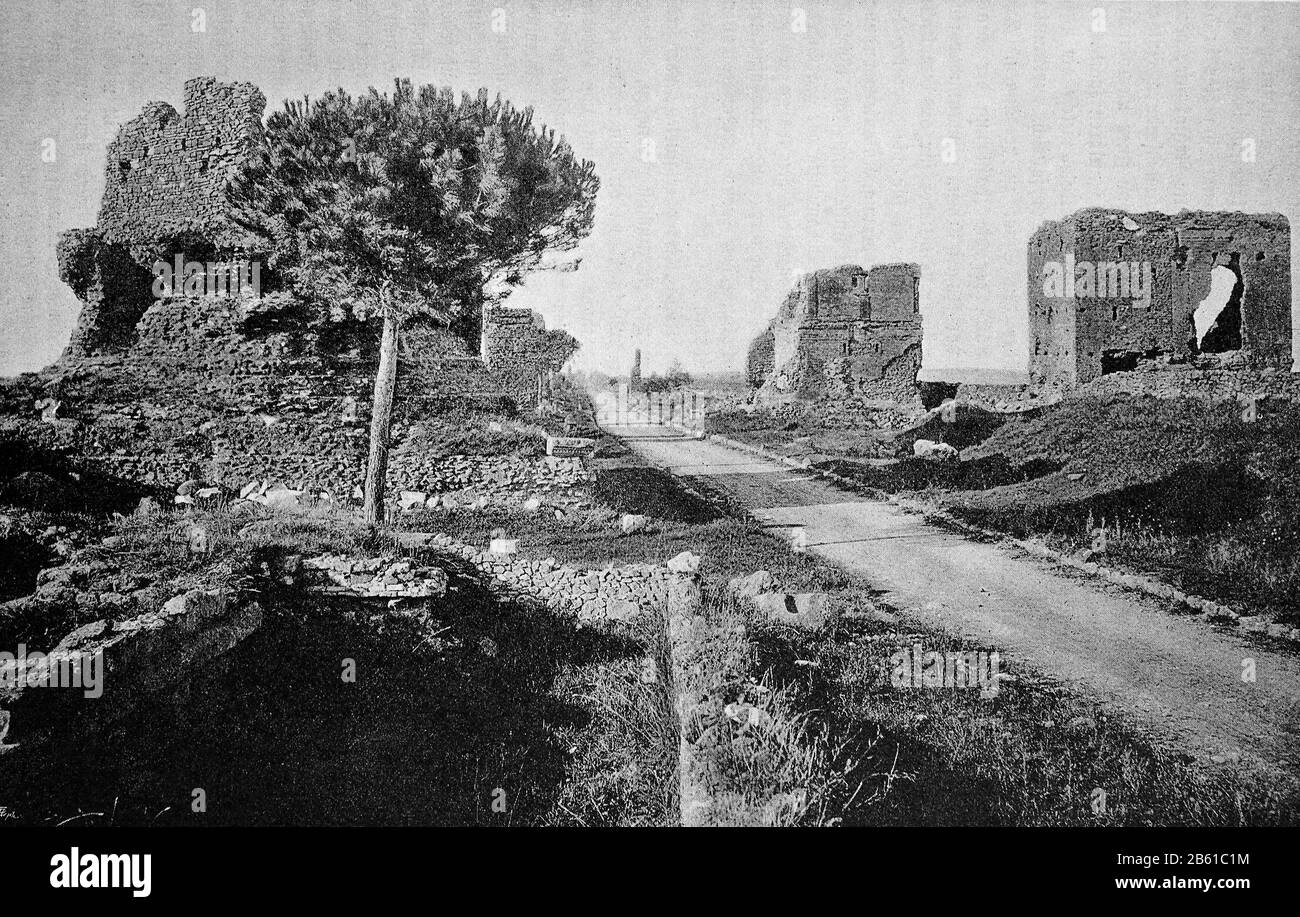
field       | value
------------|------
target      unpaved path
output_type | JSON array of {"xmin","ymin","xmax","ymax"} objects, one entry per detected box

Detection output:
[{"xmin": 611, "ymin": 425, "xmax": 1300, "ymax": 777}]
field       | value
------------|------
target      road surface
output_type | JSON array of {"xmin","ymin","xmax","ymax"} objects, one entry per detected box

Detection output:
[{"xmin": 611, "ymin": 424, "xmax": 1300, "ymax": 778}]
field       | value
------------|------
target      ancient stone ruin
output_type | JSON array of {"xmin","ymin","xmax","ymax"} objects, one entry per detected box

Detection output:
[
  {"xmin": 1027, "ymin": 208, "xmax": 1292, "ymax": 387},
  {"xmin": 50, "ymin": 77, "xmax": 580, "ymax": 416},
  {"xmin": 97, "ymin": 77, "xmax": 267, "ymax": 254},
  {"xmin": 748, "ymin": 263, "xmax": 923, "ymax": 403},
  {"xmin": 57, "ymin": 77, "xmax": 268, "ymax": 359},
  {"xmin": 481, "ymin": 307, "xmax": 580, "ymax": 408}
]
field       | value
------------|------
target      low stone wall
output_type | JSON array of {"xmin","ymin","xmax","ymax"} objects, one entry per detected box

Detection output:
[
  {"xmin": 1070, "ymin": 365, "xmax": 1300, "ymax": 406},
  {"xmin": 397, "ymin": 531, "xmax": 671, "ymax": 622},
  {"xmin": 389, "ymin": 453, "xmax": 587, "ymax": 506},
  {"xmin": 954, "ymin": 365, "xmax": 1300, "ymax": 413},
  {"xmin": 955, "ymin": 382, "xmax": 1057, "ymax": 413}
]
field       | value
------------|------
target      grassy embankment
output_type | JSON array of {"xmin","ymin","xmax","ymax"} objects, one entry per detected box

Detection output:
[
  {"xmin": 6, "ymin": 386, "xmax": 1296, "ymax": 825},
  {"xmin": 419, "ymin": 439, "xmax": 1298, "ymax": 825},
  {"xmin": 709, "ymin": 394, "xmax": 1300, "ymax": 627}
]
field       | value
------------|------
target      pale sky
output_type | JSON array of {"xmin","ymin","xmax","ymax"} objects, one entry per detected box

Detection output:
[{"xmin": 2, "ymin": 0, "xmax": 1298, "ymax": 377}]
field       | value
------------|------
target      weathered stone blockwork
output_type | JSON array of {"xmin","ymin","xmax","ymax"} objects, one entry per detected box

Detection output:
[
  {"xmin": 96, "ymin": 76, "xmax": 266, "ymax": 255},
  {"xmin": 55, "ymin": 230, "xmax": 155, "ymax": 357},
  {"xmin": 1027, "ymin": 209, "xmax": 1292, "ymax": 388},
  {"xmin": 46, "ymin": 77, "xmax": 583, "ymax": 453},
  {"xmin": 56, "ymin": 78, "xmax": 268, "ymax": 359},
  {"xmin": 748, "ymin": 263, "xmax": 923, "ymax": 404},
  {"xmin": 481, "ymin": 307, "xmax": 579, "ymax": 407},
  {"xmin": 8, "ymin": 292, "xmax": 528, "ymax": 498}
]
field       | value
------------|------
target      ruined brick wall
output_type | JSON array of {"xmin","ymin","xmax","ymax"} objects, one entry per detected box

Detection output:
[
  {"xmin": 55, "ymin": 229, "xmax": 155, "ymax": 357},
  {"xmin": 481, "ymin": 307, "xmax": 580, "ymax": 408},
  {"xmin": 27, "ymin": 294, "xmax": 514, "ymax": 494},
  {"xmin": 1028, "ymin": 209, "xmax": 1292, "ymax": 387},
  {"xmin": 96, "ymin": 77, "xmax": 266, "ymax": 255},
  {"xmin": 57, "ymin": 78, "xmax": 269, "ymax": 360},
  {"xmin": 753, "ymin": 263, "xmax": 922, "ymax": 402},
  {"xmin": 746, "ymin": 328, "xmax": 774, "ymax": 388},
  {"xmin": 854, "ymin": 341, "xmax": 923, "ymax": 402},
  {"xmin": 32, "ymin": 78, "xmax": 578, "ymax": 502},
  {"xmin": 1070, "ymin": 363, "xmax": 1300, "ymax": 405}
]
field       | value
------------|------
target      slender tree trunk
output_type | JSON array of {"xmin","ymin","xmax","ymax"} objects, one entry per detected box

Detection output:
[{"xmin": 363, "ymin": 307, "xmax": 401, "ymax": 525}]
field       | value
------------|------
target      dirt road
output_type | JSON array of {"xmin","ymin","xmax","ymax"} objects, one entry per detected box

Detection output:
[{"xmin": 612, "ymin": 425, "xmax": 1300, "ymax": 777}]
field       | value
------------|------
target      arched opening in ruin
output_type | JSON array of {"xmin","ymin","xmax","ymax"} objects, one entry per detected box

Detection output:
[{"xmin": 1191, "ymin": 260, "xmax": 1243, "ymax": 353}]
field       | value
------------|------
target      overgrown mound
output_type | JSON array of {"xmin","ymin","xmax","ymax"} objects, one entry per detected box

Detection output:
[
  {"xmin": 0, "ymin": 296, "xmax": 517, "ymax": 498},
  {"xmin": 951, "ymin": 393, "xmax": 1300, "ymax": 618}
]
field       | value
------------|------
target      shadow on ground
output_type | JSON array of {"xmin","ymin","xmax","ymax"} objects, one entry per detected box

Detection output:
[{"xmin": 2, "ymin": 574, "xmax": 644, "ymax": 826}]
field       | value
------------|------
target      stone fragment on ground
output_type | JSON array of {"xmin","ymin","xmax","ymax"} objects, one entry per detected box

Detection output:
[
  {"xmin": 667, "ymin": 551, "xmax": 701, "ymax": 574},
  {"xmin": 749, "ymin": 592, "xmax": 834, "ymax": 630},
  {"xmin": 913, "ymin": 438, "xmax": 958, "ymax": 461},
  {"xmin": 728, "ymin": 570, "xmax": 775, "ymax": 598}
]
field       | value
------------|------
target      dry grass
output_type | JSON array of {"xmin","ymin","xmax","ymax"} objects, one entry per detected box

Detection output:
[
  {"xmin": 673, "ymin": 588, "xmax": 877, "ymax": 826},
  {"xmin": 454, "ymin": 460, "xmax": 1299, "ymax": 825}
]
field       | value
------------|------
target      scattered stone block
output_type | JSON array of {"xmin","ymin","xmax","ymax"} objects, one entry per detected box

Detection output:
[
  {"xmin": 36, "ymin": 397, "xmax": 61, "ymax": 423},
  {"xmin": 750, "ymin": 592, "xmax": 833, "ymax": 630},
  {"xmin": 263, "ymin": 486, "xmax": 302, "ymax": 512},
  {"xmin": 545, "ymin": 435, "xmax": 596, "ymax": 457},
  {"xmin": 913, "ymin": 439, "xmax": 958, "ymax": 461},
  {"xmin": 186, "ymin": 524, "xmax": 209, "ymax": 555},
  {"xmin": 399, "ymin": 491, "xmax": 428, "ymax": 512},
  {"xmin": 729, "ymin": 570, "xmax": 775, "ymax": 599},
  {"xmin": 667, "ymin": 551, "xmax": 701, "ymax": 574}
]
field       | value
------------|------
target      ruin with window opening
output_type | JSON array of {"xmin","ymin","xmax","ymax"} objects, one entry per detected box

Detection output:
[
  {"xmin": 1027, "ymin": 208, "xmax": 1292, "ymax": 388},
  {"xmin": 747, "ymin": 262, "xmax": 923, "ymax": 403}
]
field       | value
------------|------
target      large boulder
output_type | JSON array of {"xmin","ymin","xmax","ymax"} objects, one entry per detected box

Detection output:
[
  {"xmin": 913, "ymin": 439, "xmax": 958, "ymax": 462},
  {"xmin": 666, "ymin": 551, "xmax": 701, "ymax": 574}
]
